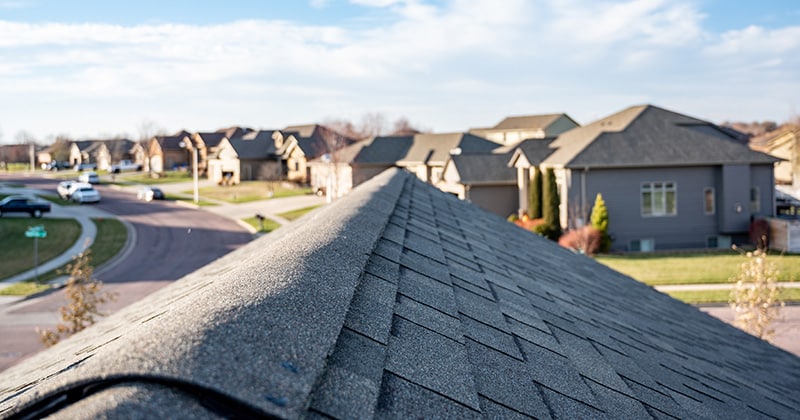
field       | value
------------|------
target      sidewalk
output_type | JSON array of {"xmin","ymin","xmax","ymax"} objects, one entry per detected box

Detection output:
[{"xmin": 655, "ymin": 281, "xmax": 800, "ymax": 292}]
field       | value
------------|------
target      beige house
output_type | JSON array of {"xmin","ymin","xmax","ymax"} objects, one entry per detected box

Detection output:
[
  {"xmin": 147, "ymin": 131, "xmax": 193, "ymax": 175},
  {"xmin": 307, "ymin": 138, "xmax": 372, "ymax": 200},
  {"xmin": 754, "ymin": 126, "xmax": 800, "ymax": 186},
  {"xmin": 207, "ymin": 130, "xmax": 288, "ymax": 184},
  {"xmin": 470, "ymin": 113, "xmax": 579, "ymax": 146}
]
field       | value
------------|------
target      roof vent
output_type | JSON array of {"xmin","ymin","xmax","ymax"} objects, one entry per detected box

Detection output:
[{"xmin": 450, "ymin": 147, "xmax": 462, "ymax": 155}]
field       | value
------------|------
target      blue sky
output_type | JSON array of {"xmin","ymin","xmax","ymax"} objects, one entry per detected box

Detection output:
[{"xmin": 1, "ymin": 0, "xmax": 798, "ymax": 142}]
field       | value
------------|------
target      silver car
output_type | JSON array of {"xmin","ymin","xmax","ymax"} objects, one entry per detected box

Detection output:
[{"xmin": 71, "ymin": 186, "xmax": 101, "ymax": 204}]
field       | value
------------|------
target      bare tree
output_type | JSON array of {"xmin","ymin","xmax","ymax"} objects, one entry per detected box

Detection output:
[
  {"xmin": 38, "ymin": 249, "xmax": 115, "ymax": 347},
  {"xmin": 729, "ymin": 247, "xmax": 784, "ymax": 342}
]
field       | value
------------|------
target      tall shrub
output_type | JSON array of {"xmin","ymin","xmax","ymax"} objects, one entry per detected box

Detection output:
[
  {"xmin": 590, "ymin": 193, "xmax": 611, "ymax": 252},
  {"xmin": 529, "ymin": 166, "xmax": 542, "ymax": 219},
  {"xmin": 536, "ymin": 167, "xmax": 561, "ymax": 240}
]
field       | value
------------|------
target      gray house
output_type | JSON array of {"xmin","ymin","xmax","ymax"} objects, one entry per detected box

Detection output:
[
  {"xmin": 1, "ymin": 169, "xmax": 798, "ymax": 418},
  {"xmin": 439, "ymin": 152, "xmax": 518, "ymax": 216},
  {"xmin": 513, "ymin": 104, "xmax": 780, "ymax": 251}
]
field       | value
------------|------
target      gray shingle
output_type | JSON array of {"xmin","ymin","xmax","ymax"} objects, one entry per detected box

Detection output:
[
  {"xmin": 2, "ymin": 168, "xmax": 800, "ymax": 419},
  {"xmin": 386, "ymin": 316, "xmax": 481, "ymax": 410}
]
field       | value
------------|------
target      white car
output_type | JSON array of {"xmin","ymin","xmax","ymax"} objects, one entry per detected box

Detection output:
[
  {"xmin": 78, "ymin": 171, "xmax": 100, "ymax": 184},
  {"xmin": 57, "ymin": 180, "xmax": 77, "ymax": 199},
  {"xmin": 71, "ymin": 185, "xmax": 101, "ymax": 204}
]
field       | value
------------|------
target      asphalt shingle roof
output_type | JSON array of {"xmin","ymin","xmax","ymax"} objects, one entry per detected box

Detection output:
[
  {"xmin": 448, "ymin": 153, "xmax": 516, "ymax": 184},
  {"xmin": 1, "ymin": 168, "xmax": 799, "ymax": 418},
  {"xmin": 544, "ymin": 105, "xmax": 779, "ymax": 168},
  {"xmin": 228, "ymin": 130, "xmax": 279, "ymax": 159},
  {"xmin": 399, "ymin": 133, "xmax": 500, "ymax": 166}
]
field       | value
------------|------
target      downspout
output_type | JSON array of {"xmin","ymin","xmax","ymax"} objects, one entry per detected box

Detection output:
[{"xmin": 582, "ymin": 166, "xmax": 588, "ymax": 222}]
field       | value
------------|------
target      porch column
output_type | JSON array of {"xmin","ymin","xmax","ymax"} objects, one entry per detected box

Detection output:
[{"xmin": 517, "ymin": 166, "xmax": 530, "ymax": 217}]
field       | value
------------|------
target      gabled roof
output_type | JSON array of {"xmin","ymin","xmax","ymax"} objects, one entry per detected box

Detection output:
[
  {"xmin": 507, "ymin": 138, "xmax": 558, "ymax": 168},
  {"xmin": 353, "ymin": 135, "xmax": 415, "ymax": 165},
  {"xmin": 281, "ymin": 124, "xmax": 357, "ymax": 159},
  {"xmin": 216, "ymin": 126, "xmax": 253, "ymax": 139},
  {"xmin": 2, "ymin": 168, "xmax": 799, "ymax": 419},
  {"xmin": 309, "ymin": 137, "xmax": 374, "ymax": 164},
  {"xmin": 544, "ymin": 105, "xmax": 780, "ymax": 168},
  {"xmin": 492, "ymin": 113, "xmax": 568, "ymax": 130},
  {"xmin": 399, "ymin": 133, "xmax": 501, "ymax": 166},
  {"xmin": 283, "ymin": 124, "xmax": 318, "ymax": 138},
  {"xmin": 446, "ymin": 153, "xmax": 516, "ymax": 185},
  {"xmin": 194, "ymin": 132, "xmax": 228, "ymax": 149},
  {"xmin": 153, "ymin": 131, "xmax": 192, "ymax": 151},
  {"xmin": 227, "ymin": 130, "xmax": 280, "ymax": 160}
]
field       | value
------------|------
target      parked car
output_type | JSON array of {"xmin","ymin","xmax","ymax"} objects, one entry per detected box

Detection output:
[
  {"xmin": 78, "ymin": 171, "xmax": 100, "ymax": 184},
  {"xmin": 71, "ymin": 185, "xmax": 101, "ymax": 204},
  {"xmin": 74, "ymin": 162, "xmax": 98, "ymax": 171},
  {"xmin": 137, "ymin": 186, "xmax": 165, "ymax": 202},
  {"xmin": 110, "ymin": 160, "xmax": 142, "ymax": 173},
  {"xmin": 42, "ymin": 161, "xmax": 71, "ymax": 171},
  {"xmin": 0, "ymin": 195, "xmax": 51, "ymax": 218},
  {"xmin": 57, "ymin": 180, "xmax": 78, "ymax": 199}
]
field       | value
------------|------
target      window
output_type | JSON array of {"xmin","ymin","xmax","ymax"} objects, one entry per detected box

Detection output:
[
  {"xmin": 750, "ymin": 187, "xmax": 760, "ymax": 213},
  {"xmin": 704, "ymin": 188, "xmax": 715, "ymax": 215},
  {"xmin": 641, "ymin": 182, "xmax": 676, "ymax": 216},
  {"xmin": 630, "ymin": 239, "xmax": 655, "ymax": 252}
]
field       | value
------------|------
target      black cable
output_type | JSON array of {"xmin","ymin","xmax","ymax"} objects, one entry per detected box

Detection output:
[{"xmin": 4, "ymin": 374, "xmax": 281, "ymax": 420}]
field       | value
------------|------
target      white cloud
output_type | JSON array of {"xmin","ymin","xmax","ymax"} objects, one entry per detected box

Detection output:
[
  {"xmin": 706, "ymin": 25, "xmax": 800, "ymax": 55},
  {"xmin": 546, "ymin": 0, "xmax": 705, "ymax": 46}
]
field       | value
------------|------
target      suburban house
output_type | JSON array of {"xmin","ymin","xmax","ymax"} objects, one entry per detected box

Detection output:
[
  {"xmin": 470, "ymin": 113, "xmax": 579, "ymax": 145},
  {"xmin": 2, "ymin": 169, "xmax": 799, "ymax": 418},
  {"xmin": 512, "ymin": 104, "xmax": 780, "ymax": 251},
  {"xmin": 395, "ymin": 132, "xmax": 502, "ymax": 185},
  {"xmin": 68, "ymin": 139, "xmax": 143, "ymax": 171},
  {"xmin": 207, "ymin": 130, "xmax": 287, "ymax": 184},
  {"xmin": 438, "ymin": 152, "xmax": 518, "ymax": 216},
  {"xmin": 307, "ymin": 137, "xmax": 373, "ymax": 200},
  {"xmin": 752, "ymin": 125, "xmax": 800, "ymax": 186},
  {"xmin": 309, "ymin": 132, "xmax": 504, "ymax": 198},
  {"xmin": 147, "ymin": 131, "xmax": 193, "ymax": 175},
  {"xmin": 0, "ymin": 143, "xmax": 35, "ymax": 166},
  {"xmin": 278, "ymin": 124, "xmax": 357, "ymax": 183},
  {"xmin": 191, "ymin": 131, "xmax": 233, "ymax": 177}
]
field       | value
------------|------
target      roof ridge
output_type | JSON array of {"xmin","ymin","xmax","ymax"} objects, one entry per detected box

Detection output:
[{"xmin": 0, "ymin": 169, "xmax": 408, "ymax": 419}]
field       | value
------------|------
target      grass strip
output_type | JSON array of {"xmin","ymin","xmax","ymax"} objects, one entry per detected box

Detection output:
[
  {"xmin": 665, "ymin": 288, "xmax": 800, "ymax": 304},
  {"xmin": 596, "ymin": 251, "xmax": 800, "ymax": 286},
  {"xmin": 242, "ymin": 216, "xmax": 281, "ymax": 233},
  {"xmin": 277, "ymin": 205, "xmax": 322, "ymax": 221}
]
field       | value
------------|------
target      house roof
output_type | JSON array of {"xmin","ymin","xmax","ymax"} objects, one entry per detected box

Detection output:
[
  {"xmin": 154, "ymin": 131, "xmax": 192, "ymax": 151},
  {"xmin": 398, "ymin": 133, "xmax": 501, "ymax": 166},
  {"xmin": 353, "ymin": 135, "xmax": 415, "ymax": 165},
  {"xmin": 447, "ymin": 153, "xmax": 516, "ymax": 184},
  {"xmin": 544, "ymin": 105, "xmax": 780, "ymax": 169},
  {"xmin": 283, "ymin": 124, "xmax": 318, "ymax": 138},
  {"xmin": 194, "ymin": 132, "xmax": 228, "ymax": 149},
  {"xmin": 216, "ymin": 126, "xmax": 253, "ymax": 139},
  {"xmin": 492, "ymin": 113, "xmax": 566, "ymax": 130},
  {"xmin": 228, "ymin": 130, "xmax": 280, "ymax": 160},
  {"xmin": 2, "ymin": 168, "xmax": 799, "ymax": 419},
  {"xmin": 309, "ymin": 137, "xmax": 374, "ymax": 164}
]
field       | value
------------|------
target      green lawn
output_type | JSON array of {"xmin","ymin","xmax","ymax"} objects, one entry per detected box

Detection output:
[
  {"xmin": 108, "ymin": 171, "xmax": 192, "ymax": 185},
  {"xmin": 596, "ymin": 251, "xmax": 800, "ymax": 286},
  {"xmin": 195, "ymin": 181, "xmax": 311, "ymax": 203},
  {"xmin": 664, "ymin": 288, "xmax": 800, "ymax": 304},
  {"xmin": 277, "ymin": 205, "xmax": 322, "ymax": 221},
  {"xmin": 242, "ymin": 216, "xmax": 282, "ymax": 233},
  {"xmin": 0, "ymin": 218, "xmax": 81, "ymax": 279},
  {"xmin": 0, "ymin": 218, "xmax": 127, "ymax": 295}
]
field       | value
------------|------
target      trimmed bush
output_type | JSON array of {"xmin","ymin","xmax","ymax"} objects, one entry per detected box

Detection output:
[
  {"xmin": 590, "ymin": 193, "xmax": 611, "ymax": 252},
  {"xmin": 558, "ymin": 226, "xmax": 601, "ymax": 256}
]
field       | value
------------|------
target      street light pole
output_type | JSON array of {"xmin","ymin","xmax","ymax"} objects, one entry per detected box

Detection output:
[{"xmin": 192, "ymin": 147, "xmax": 199, "ymax": 204}]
